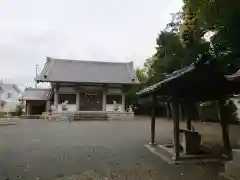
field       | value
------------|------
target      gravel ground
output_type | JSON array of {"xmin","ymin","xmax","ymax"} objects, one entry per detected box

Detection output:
[{"xmin": 0, "ymin": 118, "xmax": 225, "ymax": 180}]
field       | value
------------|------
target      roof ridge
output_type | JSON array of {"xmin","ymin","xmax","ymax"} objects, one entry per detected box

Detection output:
[{"xmin": 49, "ymin": 57, "xmax": 131, "ymax": 64}]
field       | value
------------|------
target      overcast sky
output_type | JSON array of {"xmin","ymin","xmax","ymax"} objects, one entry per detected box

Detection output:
[{"xmin": 0, "ymin": 0, "xmax": 182, "ymax": 89}]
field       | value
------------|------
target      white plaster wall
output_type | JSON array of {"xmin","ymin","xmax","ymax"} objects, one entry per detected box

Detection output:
[
  {"xmin": 106, "ymin": 104, "xmax": 124, "ymax": 112},
  {"xmin": 51, "ymin": 104, "xmax": 77, "ymax": 112}
]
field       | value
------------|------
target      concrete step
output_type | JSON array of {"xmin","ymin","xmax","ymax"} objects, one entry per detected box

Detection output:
[
  {"xmin": 73, "ymin": 116, "xmax": 107, "ymax": 121},
  {"xmin": 225, "ymin": 161, "xmax": 240, "ymax": 180},
  {"xmin": 233, "ymin": 149, "xmax": 240, "ymax": 165},
  {"xmin": 73, "ymin": 118, "xmax": 107, "ymax": 121},
  {"xmin": 73, "ymin": 112, "xmax": 107, "ymax": 121},
  {"xmin": 56, "ymin": 115, "xmax": 74, "ymax": 121}
]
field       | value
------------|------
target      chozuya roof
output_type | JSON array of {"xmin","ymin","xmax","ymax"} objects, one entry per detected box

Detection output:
[
  {"xmin": 137, "ymin": 64, "xmax": 195, "ymax": 95},
  {"xmin": 36, "ymin": 57, "xmax": 139, "ymax": 84},
  {"xmin": 137, "ymin": 58, "xmax": 234, "ymax": 96},
  {"xmin": 19, "ymin": 88, "xmax": 52, "ymax": 101}
]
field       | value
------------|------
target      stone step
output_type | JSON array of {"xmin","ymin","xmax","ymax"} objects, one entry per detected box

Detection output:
[
  {"xmin": 73, "ymin": 116, "xmax": 107, "ymax": 121},
  {"xmin": 225, "ymin": 161, "xmax": 240, "ymax": 180},
  {"xmin": 57, "ymin": 115, "xmax": 74, "ymax": 121},
  {"xmin": 73, "ymin": 113, "xmax": 107, "ymax": 121}
]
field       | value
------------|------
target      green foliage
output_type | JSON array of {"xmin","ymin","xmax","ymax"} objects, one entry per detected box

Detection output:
[
  {"xmin": 135, "ymin": 68, "xmax": 148, "ymax": 84},
  {"xmin": 165, "ymin": 12, "xmax": 183, "ymax": 33},
  {"xmin": 126, "ymin": 68, "xmax": 148, "ymax": 106},
  {"xmin": 126, "ymin": 85, "xmax": 139, "ymax": 107},
  {"xmin": 141, "ymin": 0, "xmax": 240, "ymax": 86},
  {"xmin": 143, "ymin": 10, "xmax": 205, "ymax": 86},
  {"xmin": 182, "ymin": 0, "xmax": 240, "ymax": 74}
]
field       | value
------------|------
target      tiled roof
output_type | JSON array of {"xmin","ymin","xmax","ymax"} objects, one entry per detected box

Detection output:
[
  {"xmin": 36, "ymin": 57, "xmax": 139, "ymax": 84},
  {"xmin": 20, "ymin": 88, "xmax": 52, "ymax": 101},
  {"xmin": 137, "ymin": 64, "xmax": 195, "ymax": 95},
  {"xmin": 225, "ymin": 69, "xmax": 240, "ymax": 81}
]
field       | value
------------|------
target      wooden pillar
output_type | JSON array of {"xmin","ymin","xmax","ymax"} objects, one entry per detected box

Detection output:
[
  {"xmin": 171, "ymin": 99, "xmax": 180, "ymax": 160},
  {"xmin": 102, "ymin": 85, "xmax": 107, "ymax": 111},
  {"xmin": 150, "ymin": 94, "xmax": 157, "ymax": 145},
  {"xmin": 102, "ymin": 93, "xmax": 106, "ymax": 111},
  {"xmin": 218, "ymin": 99, "xmax": 232, "ymax": 159},
  {"xmin": 122, "ymin": 93, "xmax": 126, "ymax": 112},
  {"xmin": 179, "ymin": 102, "xmax": 183, "ymax": 121},
  {"xmin": 165, "ymin": 100, "xmax": 170, "ymax": 119},
  {"xmin": 26, "ymin": 102, "xmax": 31, "ymax": 115},
  {"xmin": 186, "ymin": 101, "xmax": 192, "ymax": 130},
  {"xmin": 76, "ymin": 92, "xmax": 80, "ymax": 111},
  {"xmin": 54, "ymin": 85, "xmax": 59, "ymax": 111},
  {"xmin": 186, "ymin": 116, "xmax": 192, "ymax": 130}
]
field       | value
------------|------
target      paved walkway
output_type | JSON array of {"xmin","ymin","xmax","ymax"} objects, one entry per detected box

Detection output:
[{"xmin": 0, "ymin": 118, "xmax": 230, "ymax": 180}]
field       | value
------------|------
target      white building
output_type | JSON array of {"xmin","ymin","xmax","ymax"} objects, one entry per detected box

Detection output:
[{"xmin": 0, "ymin": 84, "xmax": 22, "ymax": 112}]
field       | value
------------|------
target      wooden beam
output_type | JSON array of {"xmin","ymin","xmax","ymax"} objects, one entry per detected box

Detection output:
[
  {"xmin": 150, "ymin": 94, "xmax": 157, "ymax": 145},
  {"xmin": 218, "ymin": 99, "xmax": 232, "ymax": 159},
  {"xmin": 171, "ymin": 99, "xmax": 180, "ymax": 160}
]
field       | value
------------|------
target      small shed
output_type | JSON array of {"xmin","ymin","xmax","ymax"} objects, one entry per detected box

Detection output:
[
  {"xmin": 138, "ymin": 59, "xmax": 240, "ymax": 161},
  {"xmin": 20, "ymin": 88, "xmax": 52, "ymax": 115}
]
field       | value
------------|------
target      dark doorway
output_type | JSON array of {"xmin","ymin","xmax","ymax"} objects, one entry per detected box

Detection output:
[
  {"xmin": 80, "ymin": 91, "xmax": 103, "ymax": 111},
  {"xmin": 27, "ymin": 100, "xmax": 46, "ymax": 115}
]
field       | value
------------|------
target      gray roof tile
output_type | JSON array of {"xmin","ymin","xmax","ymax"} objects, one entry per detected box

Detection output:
[
  {"xmin": 20, "ymin": 88, "xmax": 52, "ymax": 101},
  {"xmin": 36, "ymin": 58, "xmax": 139, "ymax": 84}
]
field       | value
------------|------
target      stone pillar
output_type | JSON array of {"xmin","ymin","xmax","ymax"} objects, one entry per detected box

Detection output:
[
  {"xmin": 122, "ymin": 93, "xmax": 125, "ymax": 112},
  {"xmin": 76, "ymin": 92, "xmax": 80, "ymax": 111},
  {"xmin": 102, "ymin": 92, "xmax": 106, "ymax": 111},
  {"xmin": 54, "ymin": 86, "xmax": 59, "ymax": 111}
]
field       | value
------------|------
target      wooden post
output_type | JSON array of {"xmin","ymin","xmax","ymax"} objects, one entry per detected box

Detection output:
[
  {"xmin": 179, "ymin": 102, "xmax": 183, "ymax": 121},
  {"xmin": 54, "ymin": 85, "xmax": 59, "ymax": 111},
  {"xmin": 165, "ymin": 99, "xmax": 170, "ymax": 119},
  {"xmin": 186, "ymin": 101, "xmax": 192, "ymax": 130},
  {"xmin": 76, "ymin": 92, "xmax": 80, "ymax": 111},
  {"xmin": 150, "ymin": 94, "xmax": 157, "ymax": 145},
  {"xmin": 218, "ymin": 99, "xmax": 232, "ymax": 159},
  {"xmin": 186, "ymin": 117, "xmax": 192, "ymax": 130},
  {"xmin": 171, "ymin": 99, "xmax": 180, "ymax": 160}
]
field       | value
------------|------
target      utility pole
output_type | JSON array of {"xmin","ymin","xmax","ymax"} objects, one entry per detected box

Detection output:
[{"xmin": 35, "ymin": 64, "xmax": 39, "ymax": 88}]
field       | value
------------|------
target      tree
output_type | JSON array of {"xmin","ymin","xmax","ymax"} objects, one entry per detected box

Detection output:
[
  {"xmin": 135, "ymin": 68, "xmax": 148, "ymax": 84},
  {"xmin": 149, "ymin": 31, "xmax": 187, "ymax": 78},
  {"xmin": 180, "ymin": 0, "xmax": 210, "ymax": 65},
  {"xmin": 182, "ymin": 0, "xmax": 240, "ymax": 74},
  {"xmin": 165, "ymin": 11, "xmax": 183, "ymax": 34}
]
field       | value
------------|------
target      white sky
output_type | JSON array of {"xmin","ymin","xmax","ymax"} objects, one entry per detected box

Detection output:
[{"xmin": 0, "ymin": 0, "xmax": 182, "ymax": 89}]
